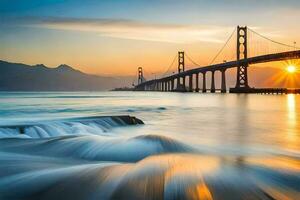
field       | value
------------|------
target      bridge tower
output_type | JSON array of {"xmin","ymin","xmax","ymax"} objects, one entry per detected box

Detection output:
[
  {"xmin": 177, "ymin": 51, "xmax": 185, "ymax": 90},
  {"xmin": 235, "ymin": 26, "xmax": 249, "ymax": 89},
  {"xmin": 178, "ymin": 51, "xmax": 185, "ymax": 73},
  {"xmin": 138, "ymin": 67, "xmax": 144, "ymax": 85}
]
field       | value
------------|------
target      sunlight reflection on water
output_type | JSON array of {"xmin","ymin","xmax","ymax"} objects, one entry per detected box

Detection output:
[{"xmin": 0, "ymin": 92, "xmax": 299, "ymax": 199}]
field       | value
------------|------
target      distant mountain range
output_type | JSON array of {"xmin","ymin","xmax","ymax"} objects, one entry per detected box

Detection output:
[
  {"xmin": 0, "ymin": 60, "xmax": 133, "ymax": 91},
  {"xmin": 0, "ymin": 60, "xmax": 298, "ymax": 91}
]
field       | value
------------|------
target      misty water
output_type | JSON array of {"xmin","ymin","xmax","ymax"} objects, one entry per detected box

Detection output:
[{"xmin": 0, "ymin": 91, "xmax": 299, "ymax": 200}]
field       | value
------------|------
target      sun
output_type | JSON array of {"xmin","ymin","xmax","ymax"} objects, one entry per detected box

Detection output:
[{"xmin": 286, "ymin": 65, "xmax": 296, "ymax": 73}]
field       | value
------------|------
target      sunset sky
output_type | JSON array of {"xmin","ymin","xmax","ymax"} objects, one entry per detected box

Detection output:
[{"xmin": 0, "ymin": 0, "xmax": 299, "ymax": 77}]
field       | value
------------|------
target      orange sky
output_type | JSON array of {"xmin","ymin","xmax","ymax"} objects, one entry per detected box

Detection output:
[{"xmin": 0, "ymin": 0, "xmax": 299, "ymax": 78}]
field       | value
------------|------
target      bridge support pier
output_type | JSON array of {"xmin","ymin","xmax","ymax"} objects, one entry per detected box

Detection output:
[
  {"xmin": 166, "ymin": 81, "xmax": 169, "ymax": 91},
  {"xmin": 165, "ymin": 81, "xmax": 168, "ymax": 91},
  {"xmin": 166, "ymin": 81, "xmax": 168, "ymax": 91},
  {"xmin": 195, "ymin": 73, "xmax": 199, "ymax": 92},
  {"xmin": 221, "ymin": 70, "xmax": 227, "ymax": 93},
  {"xmin": 189, "ymin": 75, "xmax": 193, "ymax": 92},
  {"xmin": 211, "ymin": 71, "xmax": 215, "ymax": 93},
  {"xmin": 202, "ymin": 72, "xmax": 207, "ymax": 93}
]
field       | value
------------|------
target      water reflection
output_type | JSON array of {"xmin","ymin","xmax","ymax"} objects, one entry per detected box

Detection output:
[
  {"xmin": 0, "ymin": 152, "xmax": 299, "ymax": 200},
  {"xmin": 285, "ymin": 94, "xmax": 299, "ymax": 151},
  {"xmin": 0, "ymin": 92, "xmax": 300, "ymax": 199},
  {"xmin": 186, "ymin": 180, "xmax": 213, "ymax": 200},
  {"xmin": 287, "ymin": 94, "xmax": 296, "ymax": 126}
]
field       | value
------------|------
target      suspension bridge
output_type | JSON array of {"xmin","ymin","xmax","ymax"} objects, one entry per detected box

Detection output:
[{"xmin": 134, "ymin": 26, "xmax": 300, "ymax": 94}]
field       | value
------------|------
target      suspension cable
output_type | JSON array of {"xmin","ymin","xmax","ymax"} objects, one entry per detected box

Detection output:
[
  {"xmin": 143, "ymin": 68, "xmax": 155, "ymax": 81},
  {"xmin": 248, "ymin": 27, "xmax": 300, "ymax": 50},
  {"xmin": 209, "ymin": 28, "xmax": 236, "ymax": 65},
  {"xmin": 161, "ymin": 54, "xmax": 178, "ymax": 78},
  {"xmin": 185, "ymin": 52, "xmax": 201, "ymax": 66},
  {"xmin": 131, "ymin": 70, "xmax": 138, "ymax": 86}
]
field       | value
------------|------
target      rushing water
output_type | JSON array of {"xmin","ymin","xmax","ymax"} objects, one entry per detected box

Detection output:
[{"xmin": 0, "ymin": 91, "xmax": 299, "ymax": 200}]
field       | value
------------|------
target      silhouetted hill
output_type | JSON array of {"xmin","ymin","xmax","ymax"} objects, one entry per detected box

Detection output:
[
  {"xmin": 0, "ymin": 60, "xmax": 298, "ymax": 91},
  {"xmin": 0, "ymin": 60, "xmax": 133, "ymax": 91}
]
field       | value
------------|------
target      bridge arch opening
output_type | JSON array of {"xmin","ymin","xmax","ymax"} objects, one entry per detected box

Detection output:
[{"xmin": 215, "ymin": 71, "xmax": 222, "ymax": 92}]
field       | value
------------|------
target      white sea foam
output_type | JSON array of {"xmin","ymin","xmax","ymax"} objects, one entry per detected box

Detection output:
[{"xmin": 0, "ymin": 116, "xmax": 136, "ymax": 138}]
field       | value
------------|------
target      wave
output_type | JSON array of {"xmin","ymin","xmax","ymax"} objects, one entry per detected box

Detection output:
[
  {"xmin": 1, "ymin": 153, "xmax": 299, "ymax": 200},
  {"xmin": 0, "ymin": 115, "xmax": 143, "ymax": 138},
  {"xmin": 132, "ymin": 134, "xmax": 191, "ymax": 152},
  {"xmin": 126, "ymin": 106, "xmax": 167, "ymax": 113},
  {"xmin": 0, "ymin": 134, "xmax": 193, "ymax": 162}
]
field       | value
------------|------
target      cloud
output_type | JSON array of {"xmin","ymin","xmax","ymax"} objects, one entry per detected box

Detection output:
[{"xmin": 13, "ymin": 17, "xmax": 231, "ymax": 44}]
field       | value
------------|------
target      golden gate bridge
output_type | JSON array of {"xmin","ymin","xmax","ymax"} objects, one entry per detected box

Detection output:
[{"xmin": 134, "ymin": 26, "xmax": 300, "ymax": 94}]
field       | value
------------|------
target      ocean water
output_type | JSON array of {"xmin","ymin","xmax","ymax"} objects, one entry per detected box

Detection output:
[{"xmin": 0, "ymin": 91, "xmax": 299, "ymax": 199}]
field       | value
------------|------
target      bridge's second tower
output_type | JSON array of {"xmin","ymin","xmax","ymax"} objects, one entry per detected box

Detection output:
[
  {"xmin": 177, "ymin": 51, "xmax": 185, "ymax": 90},
  {"xmin": 138, "ymin": 67, "xmax": 144, "ymax": 85},
  {"xmin": 178, "ymin": 51, "xmax": 185, "ymax": 73},
  {"xmin": 235, "ymin": 26, "xmax": 249, "ymax": 89}
]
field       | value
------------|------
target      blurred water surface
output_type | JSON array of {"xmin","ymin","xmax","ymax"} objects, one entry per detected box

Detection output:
[{"xmin": 0, "ymin": 91, "xmax": 299, "ymax": 199}]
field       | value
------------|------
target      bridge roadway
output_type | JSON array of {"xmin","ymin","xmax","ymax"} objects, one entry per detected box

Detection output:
[{"xmin": 136, "ymin": 50, "xmax": 300, "ymax": 90}]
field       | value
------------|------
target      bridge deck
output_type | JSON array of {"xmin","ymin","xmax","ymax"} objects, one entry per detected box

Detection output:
[{"xmin": 136, "ymin": 50, "xmax": 300, "ymax": 88}]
